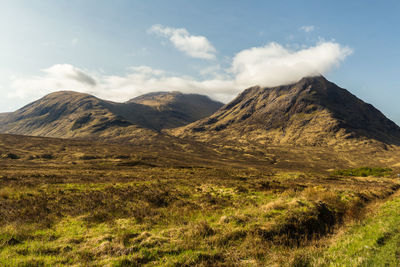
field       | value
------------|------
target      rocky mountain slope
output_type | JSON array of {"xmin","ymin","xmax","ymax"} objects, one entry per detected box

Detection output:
[
  {"xmin": 0, "ymin": 91, "xmax": 222, "ymax": 139},
  {"xmin": 0, "ymin": 113, "xmax": 10, "ymax": 119},
  {"xmin": 171, "ymin": 76, "xmax": 400, "ymax": 147}
]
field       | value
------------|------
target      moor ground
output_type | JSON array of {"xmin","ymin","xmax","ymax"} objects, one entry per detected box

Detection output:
[{"xmin": 1, "ymin": 134, "xmax": 400, "ymax": 266}]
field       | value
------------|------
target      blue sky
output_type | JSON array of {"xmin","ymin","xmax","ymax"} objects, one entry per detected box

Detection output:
[{"xmin": 1, "ymin": 1, "xmax": 400, "ymax": 123}]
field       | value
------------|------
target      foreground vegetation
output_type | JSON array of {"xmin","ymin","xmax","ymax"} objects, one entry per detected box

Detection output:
[
  {"xmin": 3, "ymin": 170, "xmax": 399, "ymax": 266},
  {"xmin": 1, "ymin": 134, "xmax": 400, "ymax": 266},
  {"xmin": 312, "ymin": 191, "xmax": 400, "ymax": 266}
]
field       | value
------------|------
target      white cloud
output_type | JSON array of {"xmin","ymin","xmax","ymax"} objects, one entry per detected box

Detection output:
[
  {"xmin": 71, "ymin": 38, "xmax": 79, "ymax": 46},
  {"xmin": 9, "ymin": 65, "xmax": 96, "ymax": 99},
  {"xmin": 148, "ymin": 24, "xmax": 216, "ymax": 60},
  {"xmin": 44, "ymin": 64, "xmax": 96, "ymax": 86},
  {"xmin": 9, "ymin": 64, "xmax": 236, "ymax": 103},
  {"xmin": 300, "ymin": 25, "xmax": 315, "ymax": 33},
  {"xmin": 9, "ymin": 41, "xmax": 352, "ymax": 104},
  {"xmin": 232, "ymin": 41, "xmax": 353, "ymax": 88}
]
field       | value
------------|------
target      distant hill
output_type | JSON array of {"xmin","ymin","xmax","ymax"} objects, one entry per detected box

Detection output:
[
  {"xmin": 128, "ymin": 91, "xmax": 223, "ymax": 129},
  {"xmin": 0, "ymin": 91, "xmax": 223, "ymax": 139},
  {"xmin": 172, "ymin": 76, "xmax": 400, "ymax": 147}
]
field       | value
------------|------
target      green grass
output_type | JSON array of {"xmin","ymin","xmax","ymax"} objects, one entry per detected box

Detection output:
[
  {"xmin": 315, "ymin": 193, "xmax": 400, "ymax": 266},
  {"xmin": 333, "ymin": 167, "xmax": 392, "ymax": 177}
]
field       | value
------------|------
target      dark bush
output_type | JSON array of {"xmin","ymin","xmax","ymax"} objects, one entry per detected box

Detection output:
[
  {"xmin": 333, "ymin": 167, "xmax": 392, "ymax": 177},
  {"xmin": 2, "ymin": 153, "xmax": 19, "ymax": 159}
]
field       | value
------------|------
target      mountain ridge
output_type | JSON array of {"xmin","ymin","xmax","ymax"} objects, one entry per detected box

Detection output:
[{"xmin": 0, "ymin": 90, "xmax": 223, "ymax": 139}]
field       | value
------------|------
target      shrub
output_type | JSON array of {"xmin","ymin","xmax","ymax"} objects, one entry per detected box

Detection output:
[
  {"xmin": 1, "ymin": 153, "xmax": 19, "ymax": 159},
  {"xmin": 40, "ymin": 153, "xmax": 54, "ymax": 159},
  {"xmin": 333, "ymin": 167, "xmax": 392, "ymax": 177},
  {"xmin": 79, "ymin": 155, "xmax": 100, "ymax": 160}
]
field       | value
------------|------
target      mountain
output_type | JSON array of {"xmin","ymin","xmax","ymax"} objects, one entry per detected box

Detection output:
[
  {"xmin": 171, "ymin": 76, "xmax": 400, "ymax": 147},
  {"xmin": 0, "ymin": 91, "xmax": 149, "ymax": 139},
  {"xmin": 0, "ymin": 91, "xmax": 222, "ymax": 139},
  {"xmin": 128, "ymin": 91, "xmax": 223, "ymax": 129}
]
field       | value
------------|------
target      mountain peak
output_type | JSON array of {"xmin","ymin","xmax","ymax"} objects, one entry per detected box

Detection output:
[
  {"xmin": 265, "ymin": 75, "xmax": 330, "ymax": 93},
  {"xmin": 128, "ymin": 91, "xmax": 182, "ymax": 103},
  {"xmin": 41, "ymin": 90, "xmax": 94, "ymax": 99},
  {"xmin": 297, "ymin": 75, "xmax": 327, "ymax": 84},
  {"xmin": 295, "ymin": 75, "xmax": 334, "ymax": 93}
]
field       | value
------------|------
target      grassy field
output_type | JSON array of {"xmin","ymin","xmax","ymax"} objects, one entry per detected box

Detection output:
[{"xmin": 1, "ymin": 134, "xmax": 400, "ymax": 266}]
